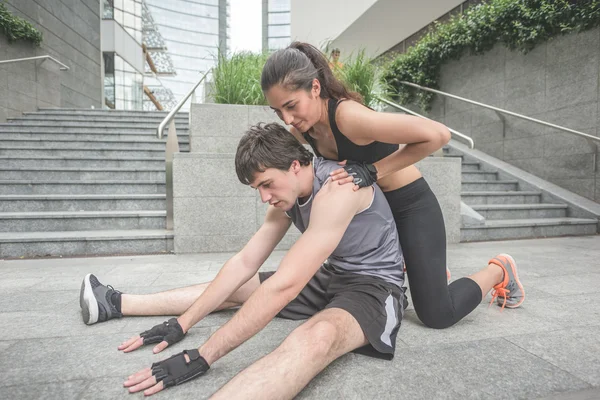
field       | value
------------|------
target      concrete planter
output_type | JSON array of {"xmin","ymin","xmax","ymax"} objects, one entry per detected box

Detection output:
[{"xmin": 174, "ymin": 103, "xmax": 462, "ymax": 253}]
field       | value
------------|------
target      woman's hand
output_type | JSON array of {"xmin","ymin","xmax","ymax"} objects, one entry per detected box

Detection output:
[{"xmin": 330, "ymin": 160, "xmax": 378, "ymax": 191}]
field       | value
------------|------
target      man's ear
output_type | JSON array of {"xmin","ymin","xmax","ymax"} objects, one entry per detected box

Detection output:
[{"xmin": 290, "ymin": 160, "xmax": 302, "ymax": 174}]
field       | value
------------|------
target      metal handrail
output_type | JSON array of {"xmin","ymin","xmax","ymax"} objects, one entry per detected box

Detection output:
[
  {"xmin": 376, "ymin": 96, "xmax": 475, "ymax": 149},
  {"xmin": 0, "ymin": 55, "xmax": 69, "ymax": 70},
  {"xmin": 399, "ymin": 81, "xmax": 600, "ymax": 144},
  {"xmin": 157, "ymin": 69, "xmax": 210, "ymax": 138}
]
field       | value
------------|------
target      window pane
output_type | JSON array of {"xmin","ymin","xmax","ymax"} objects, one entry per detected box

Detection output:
[
  {"xmin": 268, "ymin": 12, "xmax": 290, "ymax": 24},
  {"xmin": 268, "ymin": 25, "xmax": 290, "ymax": 37}
]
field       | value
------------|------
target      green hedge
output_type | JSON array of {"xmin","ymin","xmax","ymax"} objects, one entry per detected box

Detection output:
[
  {"xmin": 382, "ymin": 0, "xmax": 600, "ymax": 110},
  {"xmin": 0, "ymin": 2, "xmax": 42, "ymax": 46}
]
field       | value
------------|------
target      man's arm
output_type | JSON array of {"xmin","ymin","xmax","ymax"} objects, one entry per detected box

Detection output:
[
  {"xmin": 119, "ymin": 205, "xmax": 291, "ymax": 354},
  {"xmin": 177, "ymin": 206, "xmax": 292, "ymax": 332},
  {"xmin": 197, "ymin": 181, "xmax": 371, "ymax": 365}
]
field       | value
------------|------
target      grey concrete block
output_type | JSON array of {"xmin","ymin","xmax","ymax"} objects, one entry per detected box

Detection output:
[
  {"xmin": 505, "ymin": 68, "xmax": 546, "ymax": 100},
  {"xmin": 546, "ymin": 77, "xmax": 598, "ymax": 111},
  {"xmin": 444, "ymin": 109, "xmax": 473, "ymax": 134},
  {"xmin": 597, "ymin": 178, "xmax": 600, "ymax": 203},
  {"xmin": 173, "ymin": 196, "xmax": 256, "ymax": 236},
  {"xmin": 173, "ymin": 154, "xmax": 253, "ymax": 198},
  {"xmin": 415, "ymin": 157, "xmax": 461, "ymax": 243},
  {"xmin": 535, "ymin": 101, "xmax": 598, "ymax": 131},
  {"xmin": 551, "ymin": 178, "xmax": 595, "ymax": 201},
  {"xmin": 191, "ymin": 103, "xmax": 248, "ymax": 134},
  {"xmin": 174, "ymin": 234, "xmax": 253, "ymax": 253},
  {"xmin": 470, "ymin": 122, "xmax": 506, "ymax": 144},
  {"xmin": 247, "ymin": 105, "xmax": 282, "ymax": 127},
  {"xmin": 476, "ymin": 141, "xmax": 504, "ymax": 160},
  {"xmin": 546, "ymin": 28, "xmax": 600, "ymax": 65},
  {"xmin": 505, "ymin": 44, "xmax": 547, "ymax": 79},
  {"xmin": 504, "ymin": 90, "xmax": 547, "ymax": 116},
  {"xmin": 546, "ymin": 54, "xmax": 598, "ymax": 90},
  {"xmin": 191, "ymin": 136, "xmax": 243, "ymax": 154},
  {"xmin": 503, "ymin": 136, "xmax": 546, "ymax": 160},
  {"xmin": 543, "ymin": 129, "xmax": 596, "ymax": 157}
]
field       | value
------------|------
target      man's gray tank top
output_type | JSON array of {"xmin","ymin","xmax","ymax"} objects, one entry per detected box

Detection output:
[{"xmin": 286, "ymin": 157, "xmax": 404, "ymax": 288}]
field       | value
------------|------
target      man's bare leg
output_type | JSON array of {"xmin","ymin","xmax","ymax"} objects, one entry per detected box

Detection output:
[
  {"xmin": 121, "ymin": 273, "xmax": 261, "ymax": 316},
  {"xmin": 210, "ymin": 308, "xmax": 369, "ymax": 400}
]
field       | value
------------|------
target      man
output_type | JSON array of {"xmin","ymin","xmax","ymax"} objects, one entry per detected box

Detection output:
[
  {"xmin": 328, "ymin": 48, "xmax": 343, "ymax": 70},
  {"xmin": 80, "ymin": 123, "xmax": 406, "ymax": 398}
]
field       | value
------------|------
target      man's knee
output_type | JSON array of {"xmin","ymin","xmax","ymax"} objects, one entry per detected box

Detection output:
[{"xmin": 283, "ymin": 320, "xmax": 339, "ymax": 358}]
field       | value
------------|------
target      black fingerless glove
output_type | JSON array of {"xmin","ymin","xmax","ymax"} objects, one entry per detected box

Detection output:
[
  {"xmin": 152, "ymin": 349, "xmax": 209, "ymax": 388},
  {"xmin": 343, "ymin": 161, "xmax": 378, "ymax": 188},
  {"xmin": 140, "ymin": 318, "xmax": 185, "ymax": 346}
]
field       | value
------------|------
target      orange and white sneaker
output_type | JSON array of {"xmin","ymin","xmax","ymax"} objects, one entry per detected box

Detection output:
[{"xmin": 488, "ymin": 254, "xmax": 525, "ymax": 309}]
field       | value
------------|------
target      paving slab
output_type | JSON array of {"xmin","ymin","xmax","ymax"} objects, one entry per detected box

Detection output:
[{"xmin": 0, "ymin": 236, "xmax": 598, "ymax": 399}]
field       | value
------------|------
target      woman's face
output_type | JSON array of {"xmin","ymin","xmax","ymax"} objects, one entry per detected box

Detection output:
[{"xmin": 265, "ymin": 81, "xmax": 322, "ymax": 132}]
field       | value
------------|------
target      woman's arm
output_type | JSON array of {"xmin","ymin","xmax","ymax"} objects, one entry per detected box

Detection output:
[{"xmin": 335, "ymin": 101, "xmax": 451, "ymax": 179}]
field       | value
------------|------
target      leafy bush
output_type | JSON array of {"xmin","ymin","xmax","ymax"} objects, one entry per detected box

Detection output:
[
  {"xmin": 212, "ymin": 51, "xmax": 268, "ymax": 105},
  {"xmin": 0, "ymin": 2, "xmax": 42, "ymax": 46},
  {"xmin": 382, "ymin": 0, "xmax": 600, "ymax": 110},
  {"xmin": 335, "ymin": 49, "xmax": 384, "ymax": 108}
]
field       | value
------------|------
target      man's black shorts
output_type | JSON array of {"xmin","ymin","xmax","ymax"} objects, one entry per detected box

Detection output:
[{"xmin": 259, "ymin": 262, "xmax": 406, "ymax": 360}]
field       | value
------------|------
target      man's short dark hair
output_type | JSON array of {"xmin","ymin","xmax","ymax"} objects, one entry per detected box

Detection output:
[{"xmin": 235, "ymin": 123, "xmax": 313, "ymax": 185}]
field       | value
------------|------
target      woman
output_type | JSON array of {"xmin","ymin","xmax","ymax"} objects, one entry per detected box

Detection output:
[{"xmin": 261, "ymin": 42, "xmax": 524, "ymax": 329}]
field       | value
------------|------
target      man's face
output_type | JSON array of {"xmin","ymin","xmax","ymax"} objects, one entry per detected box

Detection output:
[
  {"xmin": 265, "ymin": 83, "xmax": 321, "ymax": 133},
  {"xmin": 250, "ymin": 164, "xmax": 301, "ymax": 211}
]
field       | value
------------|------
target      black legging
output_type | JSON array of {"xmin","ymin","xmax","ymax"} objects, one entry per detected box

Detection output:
[{"xmin": 384, "ymin": 177, "xmax": 481, "ymax": 329}]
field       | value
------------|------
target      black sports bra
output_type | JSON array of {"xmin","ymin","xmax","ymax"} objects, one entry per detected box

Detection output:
[{"xmin": 302, "ymin": 98, "xmax": 398, "ymax": 164}]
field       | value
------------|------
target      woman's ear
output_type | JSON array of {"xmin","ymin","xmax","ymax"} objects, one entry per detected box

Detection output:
[{"xmin": 312, "ymin": 78, "xmax": 321, "ymax": 97}]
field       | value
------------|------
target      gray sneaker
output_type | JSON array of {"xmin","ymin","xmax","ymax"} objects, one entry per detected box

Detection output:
[
  {"xmin": 489, "ymin": 254, "xmax": 525, "ymax": 309},
  {"xmin": 80, "ymin": 273, "xmax": 122, "ymax": 325}
]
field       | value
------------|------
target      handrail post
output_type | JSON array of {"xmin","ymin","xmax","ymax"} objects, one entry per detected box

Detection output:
[{"xmin": 165, "ymin": 120, "xmax": 179, "ymax": 230}]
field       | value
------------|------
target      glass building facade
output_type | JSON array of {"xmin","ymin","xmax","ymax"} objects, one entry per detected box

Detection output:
[
  {"xmin": 263, "ymin": 0, "xmax": 291, "ymax": 53},
  {"xmin": 144, "ymin": 0, "xmax": 229, "ymax": 104},
  {"xmin": 102, "ymin": 0, "xmax": 144, "ymax": 110}
]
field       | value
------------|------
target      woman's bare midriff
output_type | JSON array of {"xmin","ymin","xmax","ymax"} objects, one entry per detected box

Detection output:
[{"xmin": 377, "ymin": 164, "xmax": 422, "ymax": 193}]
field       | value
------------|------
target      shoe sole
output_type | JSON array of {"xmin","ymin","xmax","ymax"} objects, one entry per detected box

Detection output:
[
  {"xmin": 81, "ymin": 273, "xmax": 99, "ymax": 325},
  {"xmin": 498, "ymin": 253, "xmax": 525, "ymax": 308}
]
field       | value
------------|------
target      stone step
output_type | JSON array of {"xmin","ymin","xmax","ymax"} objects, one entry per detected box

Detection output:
[
  {"xmin": 461, "ymin": 162, "xmax": 481, "ymax": 172},
  {"xmin": 0, "ymin": 146, "xmax": 165, "ymax": 158},
  {"xmin": 462, "ymin": 191, "xmax": 542, "ymax": 205},
  {"xmin": 0, "ymin": 210, "xmax": 167, "ymax": 232},
  {"xmin": 0, "ymin": 121, "xmax": 190, "ymax": 129},
  {"xmin": 0, "ymin": 229, "xmax": 174, "ymax": 258},
  {"xmin": 0, "ymin": 194, "xmax": 166, "ymax": 212},
  {"xmin": 471, "ymin": 204, "xmax": 569, "ymax": 219},
  {"xmin": 37, "ymin": 108, "xmax": 188, "ymax": 116},
  {"xmin": 0, "ymin": 156, "xmax": 165, "ymax": 169},
  {"xmin": 461, "ymin": 180, "xmax": 519, "ymax": 191},
  {"xmin": 0, "ymin": 168, "xmax": 165, "ymax": 181},
  {"xmin": 0, "ymin": 180, "xmax": 165, "ymax": 195},
  {"xmin": 0, "ymin": 126, "xmax": 189, "ymax": 134},
  {"xmin": 0, "ymin": 131, "xmax": 189, "ymax": 142},
  {"xmin": 19, "ymin": 114, "xmax": 189, "ymax": 122},
  {"xmin": 461, "ymin": 171, "xmax": 499, "ymax": 182},
  {"xmin": 461, "ymin": 218, "xmax": 598, "ymax": 242},
  {"xmin": 0, "ymin": 138, "xmax": 190, "ymax": 151}
]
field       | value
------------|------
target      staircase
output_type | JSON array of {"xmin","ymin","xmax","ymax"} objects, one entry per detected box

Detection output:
[
  {"xmin": 0, "ymin": 109, "xmax": 189, "ymax": 258},
  {"xmin": 443, "ymin": 145, "xmax": 599, "ymax": 242}
]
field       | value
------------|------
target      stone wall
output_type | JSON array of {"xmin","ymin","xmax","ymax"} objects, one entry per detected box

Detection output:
[
  {"xmin": 0, "ymin": 0, "xmax": 102, "ymax": 121},
  {"xmin": 426, "ymin": 27, "xmax": 600, "ymax": 203}
]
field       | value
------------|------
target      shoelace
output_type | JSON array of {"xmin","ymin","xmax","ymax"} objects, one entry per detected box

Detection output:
[{"xmin": 489, "ymin": 286, "xmax": 509, "ymax": 311}]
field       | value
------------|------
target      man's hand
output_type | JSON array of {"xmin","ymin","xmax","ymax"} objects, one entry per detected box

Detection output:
[
  {"xmin": 118, "ymin": 318, "xmax": 185, "ymax": 354},
  {"xmin": 123, "ymin": 349, "xmax": 210, "ymax": 396}
]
